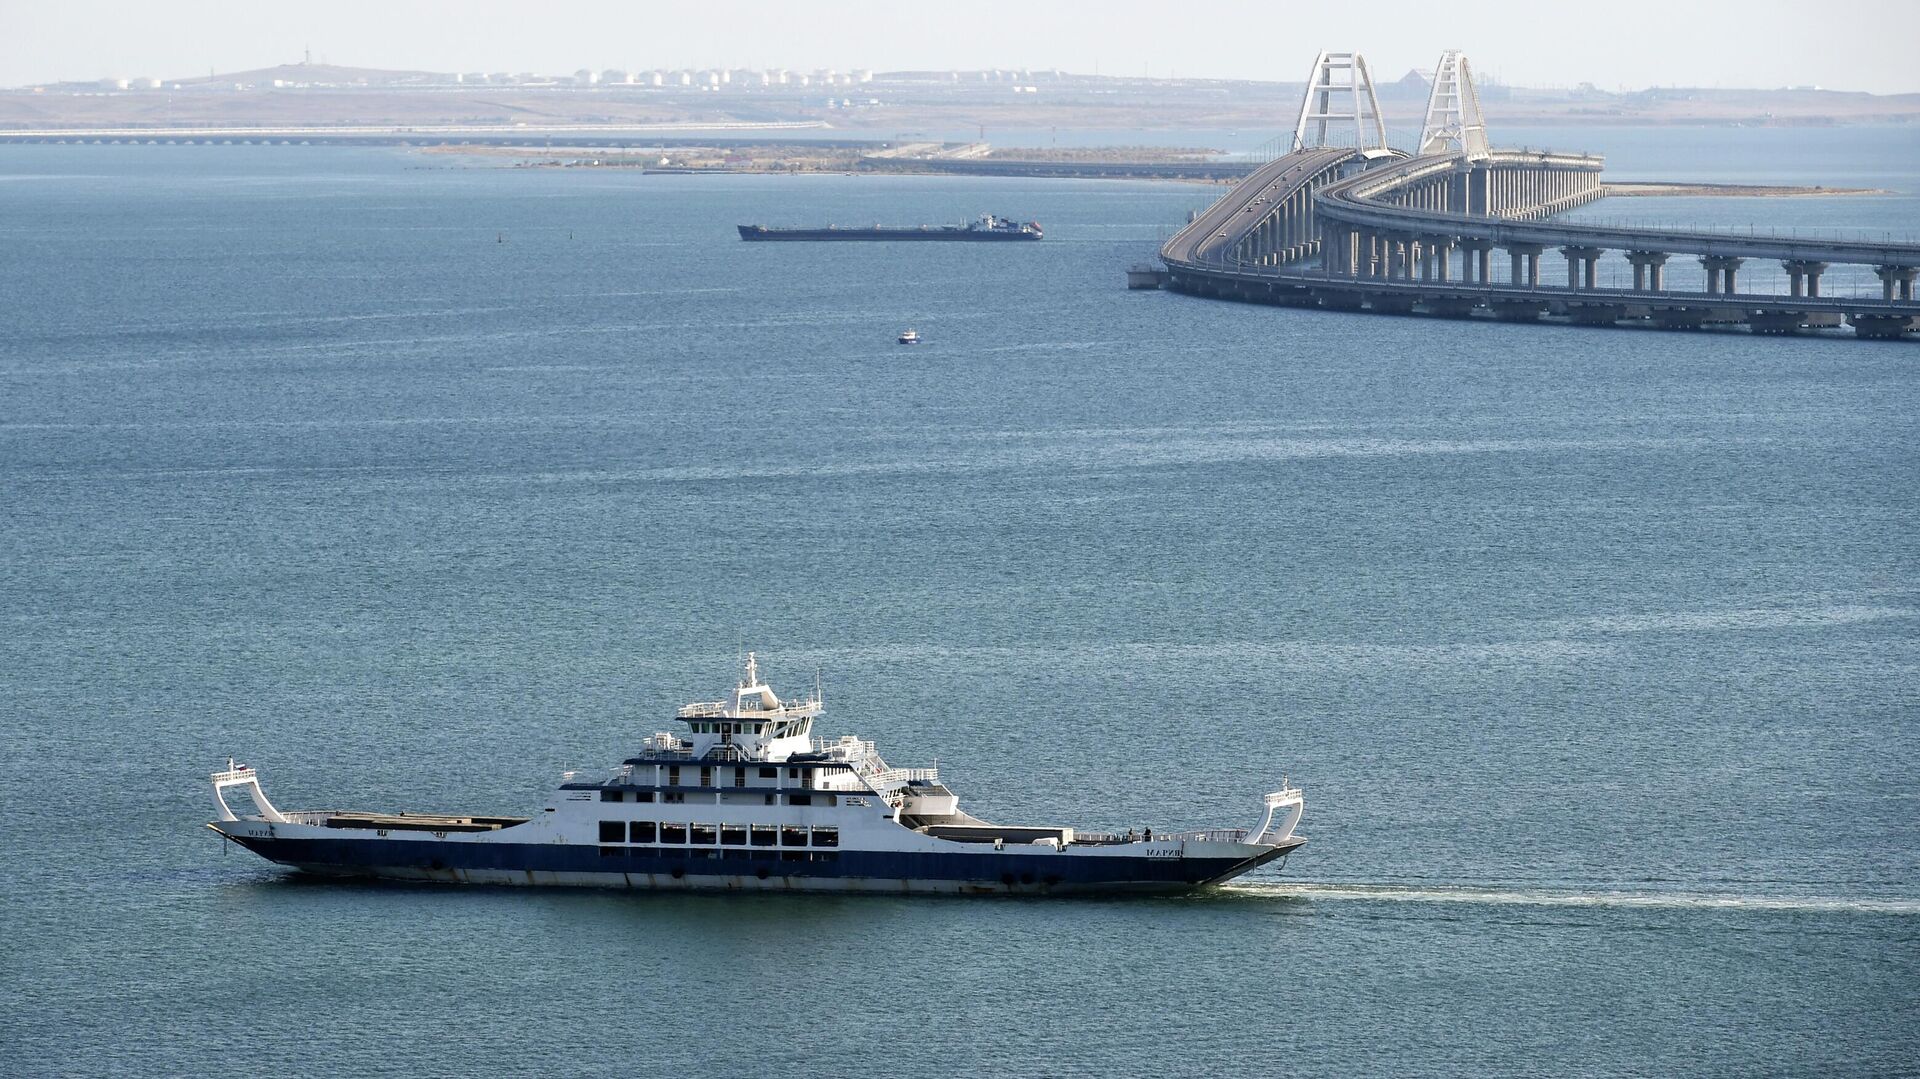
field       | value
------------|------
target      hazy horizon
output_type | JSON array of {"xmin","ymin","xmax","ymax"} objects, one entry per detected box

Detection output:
[{"xmin": 6, "ymin": 0, "xmax": 1918, "ymax": 96}]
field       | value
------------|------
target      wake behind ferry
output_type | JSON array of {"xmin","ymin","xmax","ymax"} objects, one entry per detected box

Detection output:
[{"xmin": 209, "ymin": 655, "xmax": 1304, "ymax": 895}]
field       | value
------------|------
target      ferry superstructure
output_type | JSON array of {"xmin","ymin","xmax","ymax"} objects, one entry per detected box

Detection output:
[{"xmin": 209, "ymin": 655, "xmax": 1305, "ymax": 895}]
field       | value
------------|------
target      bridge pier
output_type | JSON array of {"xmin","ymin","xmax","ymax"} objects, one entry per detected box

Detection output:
[
  {"xmin": 1748, "ymin": 310, "xmax": 1808, "ymax": 335},
  {"xmin": 1359, "ymin": 231, "xmax": 1383, "ymax": 278},
  {"xmin": 1389, "ymin": 234, "xmax": 1416, "ymax": 281},
  {"xmin": 1849, "ymin": 313, "xmax": 1918, "ymax": 339},
  {"xmin": 1701, "ymin": 256, "xmax": 1745, "ymax": 295},
  {"xmin": 1561, "ymin": 245, "xmax": 1604, "ymax": 291},
  {"xmin": 1489, "ymin": 299, "xmax": 1547, "ymax": 321},
  {"xmin": 1784, "ymin": 259, "xmax": 1829, "ymax": 298},
  {"xmin": 1875, "ymin": 265, "xmax": 1917, "ymax": 302},
  {"xmin": 1456, "ymin": 239, "xmax": 1494, "ymax": 285},
  {"xmin": 1321, "ymin": 225, "xmax": 1348, "ymax": 275},
  {"xmin": 1627, "ymin": 251, "xmax": 1669, "ymax": 292},
  {"xmin": 1649, "ymin": 306, "xmax": 1709, "ymax": 330},
  {"xmin": 1506, "ymin": 242, "xmax": 1544, "ymax": 288}
]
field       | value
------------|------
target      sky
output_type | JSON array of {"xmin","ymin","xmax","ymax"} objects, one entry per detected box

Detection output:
[{"xmin": 5, "ymin": 0, "xmax": 1918, "ymax": 94}]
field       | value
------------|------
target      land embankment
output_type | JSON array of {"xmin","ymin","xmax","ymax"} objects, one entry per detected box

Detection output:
[
  {"xmin": 1604, "ymin": 181, "xmax": 1890, "ymax": 197},
  {"xmin": 424, "ymin": 144, "xmax": 1884, "ymax": 195}
]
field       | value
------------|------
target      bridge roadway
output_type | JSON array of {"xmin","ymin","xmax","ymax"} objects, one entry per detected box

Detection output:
[
  {"xmin": 1160, "ymin": 147, "xmax": 1919, "ymax": 336},
  {"xmin": 1160, "ymin": 147, "xmax": 1361, "ymax": 267},
  {"xmin": 1165, "ymin": 262, "xmax": 1920, "ymax": 338},
  {"xmin": 1318, "ymin": 151, "xmax": 1920, "ymax": 273}
]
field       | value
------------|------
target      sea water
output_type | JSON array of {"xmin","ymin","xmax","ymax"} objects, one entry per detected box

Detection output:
[{"xmin": 1, "ymin": 134, "xmax": 1916, "ymax": 1076}]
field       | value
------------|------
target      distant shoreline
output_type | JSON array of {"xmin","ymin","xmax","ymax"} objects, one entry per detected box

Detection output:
[{"xmin": 453, "ymin": 149, "xmax": 1897, "ymax": 196}]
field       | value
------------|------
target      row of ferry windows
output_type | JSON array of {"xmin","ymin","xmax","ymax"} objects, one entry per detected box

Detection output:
[
  {"xmin": 605, "ymin": 765, "xmax": 815, "ymax": 792},
  {"xmin": 599, "ymin": 821, "xmax": 838, "ymax": 847},
  {"xmin": 602, "ymin": 790, "xmax": 830, "ymax": 807},
  {"xmin": 601, "ymin": 848, "xmax": 837, "ymax": 862},
  {"xmin": 688, "ymin": 722, "xmax": 781, "ymax": 735}
]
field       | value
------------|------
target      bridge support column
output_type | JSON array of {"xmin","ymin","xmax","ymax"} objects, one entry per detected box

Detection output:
[
  {"xmin": 1875, "ymin": 264, "xmax": 1917, "ymax": 301},
  {"xmin": 1781, "ymin": 260, "xmax": 1828, "ymax": 297},
  {"xmin": 1401, "ymin": 237, "xmax": 1419, "ymax": 281},
  {"xmin": 1561, "ymin": 246, "xmax": 1603, "ymax": 291},
  {"xmin": 1455, "ymin": 240, "xmax": 1493, "ymax": 285},
  {"xmin": 1506, "ymin": 243, "xmax": 1544, "ymax": 288},
  {"xmin": 1701, "ymin": 256, "xmax": 1745, "ymax": 295},
  {"xmin": 1626, "ymin": 251, "xmax": 1669, "ymax": 293}
]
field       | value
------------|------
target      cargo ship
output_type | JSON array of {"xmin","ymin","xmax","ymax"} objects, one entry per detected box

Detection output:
[
  {"xmin": 209, "ymin": 653, "xmax": 1305, "ymax": 895},
  {"xmin": 737, "ymin": 213, "xmax": 1042, "ymax": 241}
]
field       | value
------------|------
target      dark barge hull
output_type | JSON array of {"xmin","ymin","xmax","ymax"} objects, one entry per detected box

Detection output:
[
  {"xmin": 738, "ymin": 225, "xmax": 1040, "ymax": 241},
  {"xmin": 216, "ymin": 829, "xmax": 1299, "ymax": 895}
]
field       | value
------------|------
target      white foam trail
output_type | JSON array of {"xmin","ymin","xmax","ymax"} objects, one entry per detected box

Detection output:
[
  {"xmin": 1225, "ymin": 881, "xmax": 1920, "ymax": 915},
  {"xmin": 1562, "ymin": 605, "xmax": 1918, "ymax": 634}
]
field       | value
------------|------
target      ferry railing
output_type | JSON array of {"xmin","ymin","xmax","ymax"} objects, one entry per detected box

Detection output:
[
  {"xmin": 812, "ymin": 735, "xmax": 879, "ymax": 757},
  {"xmin": 864, "ymin": 766, "xmax": 941, "ymax": 789},
  {"xmin": 1072, "ymin": 828, "xmax": 1251, "ymax": 845},
  {"xmin": 679, "ymin": 698, "xmax": 823, "ymax": 720},
  {"xmin": 1158, "ymin": 828, "xmax": 1250, "ymax": 844}
]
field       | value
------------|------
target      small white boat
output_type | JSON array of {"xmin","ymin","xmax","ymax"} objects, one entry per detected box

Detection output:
[{"xmin": 897, "ymin": 329, "xmax": 920, "ymax": 345}]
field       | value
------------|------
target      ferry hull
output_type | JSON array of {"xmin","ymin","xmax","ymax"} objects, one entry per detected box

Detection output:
[{"xmin": 218, "ymin": 831, "xmax": 1300, "ymax": 896}]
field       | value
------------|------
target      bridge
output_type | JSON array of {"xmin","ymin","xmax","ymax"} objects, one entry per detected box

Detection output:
[{"xmin": 1159, "ymin": 50, "xmax": 1920, "ymax": 340}]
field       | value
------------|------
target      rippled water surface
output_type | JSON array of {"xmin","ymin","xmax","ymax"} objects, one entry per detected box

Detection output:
[{"xmin": 2, "ymin": 137, "xmax": 1917, "ymax": 1076}]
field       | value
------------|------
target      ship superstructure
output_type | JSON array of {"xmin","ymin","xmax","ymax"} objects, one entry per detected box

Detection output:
[{"xmin": 210, "ymin": 654, "xmax": 1304, "ymax": 895}]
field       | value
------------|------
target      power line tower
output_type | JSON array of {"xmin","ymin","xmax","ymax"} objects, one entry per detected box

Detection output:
[
  {"xmin": 1290, "ymin": 51, "xmax": 1388, "ymax": 154},
  {"xmin": 1417, "ymin": 50, "xmax": 1490, "ymax": 160}
]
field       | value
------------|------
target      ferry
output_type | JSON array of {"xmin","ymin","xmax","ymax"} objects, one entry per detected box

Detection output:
[
  {"xmin": 898, "ymin": 328, "xmax": 921, "ymax": 345},
  {"xmin": 209, "ymin": 655, "xmax": 1305, "ymax": 895}
]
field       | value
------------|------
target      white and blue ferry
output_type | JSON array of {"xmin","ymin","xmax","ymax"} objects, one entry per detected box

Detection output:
[{"xmin": 210, "ymin": 655, "xmax": 1305, "ymax": 895}]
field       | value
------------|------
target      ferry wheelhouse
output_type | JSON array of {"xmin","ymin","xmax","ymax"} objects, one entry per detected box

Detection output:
[{"xmin": 210, "ymin": 655, "xmax": 1305, "ymax": 895}]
